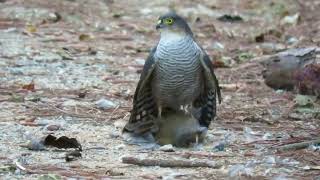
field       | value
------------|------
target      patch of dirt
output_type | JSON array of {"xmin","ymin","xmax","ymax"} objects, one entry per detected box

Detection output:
[{"xmin": 0, "ymin": 0, "xmax": 319, "ymax": 179}]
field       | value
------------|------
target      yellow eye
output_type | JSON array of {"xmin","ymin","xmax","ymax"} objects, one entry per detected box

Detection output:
[{"xmin": 164, "ymin": 18, "xmax": 174, "ymax": 25}]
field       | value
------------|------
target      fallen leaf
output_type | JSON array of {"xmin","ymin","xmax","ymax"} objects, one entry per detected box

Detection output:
[
  {"xmin": 255, "ymin": 33, "xmax": 264, "ymax": 43},
  {"xmin": 213, "ymin": 56, "xmax": 233, "ymax": 68},
  {"xmin": 217, "ymin": 14, "xmax": 243, "ymax": 22},
  {"xmin": 78, "ymin": 90, "xmax": 87, "ymax": 98},
  {"xmin": 79, "ymin": 34, "xmax": 92, "ymax": 41},
  {"xmin": 56, "ymin": 48, "xmax": 74, "ymax": 60},
  {"xmin": 22, "ymin": 82, "xmax": 35, "ymax": 91},
  {"xmin": 236, "ymin": 52, "xmax": 254, "ymax": 63},
  {"xmin": 25, "ymin": 24, "xmax": 37, "ymax": 33},
  {"xmin": 44, "ymin": 135, "xmax": 82, "ymax": 151}
]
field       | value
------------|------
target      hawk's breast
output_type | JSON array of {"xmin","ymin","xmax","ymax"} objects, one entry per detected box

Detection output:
[{"xmin": 152, "ymin": 36, "xmax": 203, "ymax": 109}]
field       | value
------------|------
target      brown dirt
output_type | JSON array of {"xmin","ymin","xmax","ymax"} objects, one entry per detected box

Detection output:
[{"xmin": 0, "ymin": 0, "xmax": 319, "ymax": 179}]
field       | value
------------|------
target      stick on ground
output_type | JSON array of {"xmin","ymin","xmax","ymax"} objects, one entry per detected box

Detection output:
[
  {"xmin": 122, "ymin": 156, "xmax": 221, "ymax": 168},
  {"xmin": 276, "ymin": 138, "xmax": 320, "ymax": 151}
]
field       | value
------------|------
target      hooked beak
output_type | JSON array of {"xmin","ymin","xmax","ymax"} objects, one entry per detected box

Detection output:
[{"xmin": 156, "ymin": 19, "xmax": 164, "ymax": 30}]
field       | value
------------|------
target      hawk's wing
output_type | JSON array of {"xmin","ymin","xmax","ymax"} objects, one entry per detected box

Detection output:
[
  {"xmin": 193, "ymin": 49, "xmax": 222, "ymax": 128},
  {"xmin": 123, "ymin": 47, "xmax": 159, "ymax": 134}
]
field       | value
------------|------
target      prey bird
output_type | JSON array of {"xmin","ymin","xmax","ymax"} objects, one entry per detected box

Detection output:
[{"xmin": 123, "ymin": 12, "xmax": 221, "ymax": 144}]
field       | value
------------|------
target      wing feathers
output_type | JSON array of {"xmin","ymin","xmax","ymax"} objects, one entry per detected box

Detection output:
[
  {"xmin": 123, "ymin": 47, "xmax": 159, "ymax": 134},
  {"xmin": 195, "ymin": 51, "xmax": 221, "ymax": 128}
]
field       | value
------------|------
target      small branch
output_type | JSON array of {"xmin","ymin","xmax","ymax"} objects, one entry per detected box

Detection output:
[
  {"xmin": 15, "ymin": 161, "xmax": 27, "ymax": 171},
  {"xmin": 102, "ymin": 34, "xmax": 132, "ymax": 41},
  {"xmin": 276, "ymin": 138, "xmax": 320, "ymax": 151},
  {"xmin": 122, "ymin": 156, "xmax": 221, "ymax": 168},
  {"xmin": 219, "ymin": 83, "xmax": 243, "ymax": 91},
  {"xmin": 174, "ymin": 151, "xmax": 234, "ymax": 159}
]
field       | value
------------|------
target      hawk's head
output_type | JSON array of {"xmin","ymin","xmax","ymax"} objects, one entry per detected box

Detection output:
[{"xmin": 156, "ymin": 12, "xmax": 193, "ymax": 37}]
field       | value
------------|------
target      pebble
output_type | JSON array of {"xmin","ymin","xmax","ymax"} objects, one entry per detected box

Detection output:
[
  {"xmin": 286, "ymin": 36, "xmax": 298, "ymax": 45},
  {"xmin": 213, "ymin": 142, "xmax": 226, "ymax": 151},
  {"xmin": 260, "ymin": 43, "xmax": 285, "ymax": 54},
  {"xmin": 281, "ymin": 13, "xmax": 300, "ymax": 25},
  {"xmin": 115, "ymin": 144, "xmax": 126, "ymax": 150},
  {"xmin": 27, "ymin": 140, "xmax": 45, "ymax": 151},
  {"xmin": 212, "ymin": 42, "xmax": 224, "ymax": 51},
  {"xmin": 96, "ymin": 98, "xmax": 117, "ymax": 110},
  {"xmin": 46, "ymin": 124, "xmax": 60, "ymax": 131},
  {"xmin": 113, "ymin": 119, "xmax": 126, "ymax": 129},
  {"xmin": 109, "ymin": 130, "xmax": 120, "ymax": 138},
  {"xmin": 159, "ymin": 144, "xmax": 175, "ymax": 152},
  {"xmin": 135, "ymin": 58, "xmax": 145, "ymax": 65}
]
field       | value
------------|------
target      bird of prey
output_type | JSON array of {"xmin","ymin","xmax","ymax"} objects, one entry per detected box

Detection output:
[{"xmin": 123, "ymin": 12, "xmax": 221, "ymax": 140}]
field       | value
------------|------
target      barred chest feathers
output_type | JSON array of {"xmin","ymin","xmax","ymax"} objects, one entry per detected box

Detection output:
[{"xmin": 152, "ymin": 35, "xmax": 203, "ymax": 109}]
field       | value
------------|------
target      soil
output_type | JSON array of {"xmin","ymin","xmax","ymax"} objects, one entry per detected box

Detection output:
[{"xmin": 0, "ymin": 0, "xmax": 319, "ymax": 179}]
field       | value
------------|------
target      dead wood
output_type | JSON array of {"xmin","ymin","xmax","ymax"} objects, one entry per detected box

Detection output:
[
  {"xmin": 276, "ymin": 138, "xmax": 320, "ymax": 151},
  {"xmin": 122, "ymin": 156, "xmax": 222, "ymax": 168}
]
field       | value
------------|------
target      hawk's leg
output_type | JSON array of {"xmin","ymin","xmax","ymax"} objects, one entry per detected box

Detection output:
[{"xmin": 158, "ymin": 106, "xmax": 162, "ymax": 118}]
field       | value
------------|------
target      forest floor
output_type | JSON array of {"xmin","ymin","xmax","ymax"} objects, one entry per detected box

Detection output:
[{"xmin": 0, "ymin": 0, "xmax": 319, "ymax": 179}]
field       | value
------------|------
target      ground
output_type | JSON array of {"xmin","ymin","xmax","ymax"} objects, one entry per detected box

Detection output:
[{"xmin": 0, "ymin": 0, "xmax": 319, "ymax": 179}]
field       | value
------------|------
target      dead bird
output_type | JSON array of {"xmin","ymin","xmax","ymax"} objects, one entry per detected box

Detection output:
[
  {"xmin": 123, "ymin": 109, "xmax": 207, "ymax": 147},
  {"xmin": 155, "ymin": 109, "xmax": 207, "ymax": 147}
]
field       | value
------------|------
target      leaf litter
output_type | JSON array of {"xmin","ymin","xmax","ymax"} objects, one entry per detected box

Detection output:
[{"xmin": 0, "ymin": 0, "xmax": 319, "ymax": 179}]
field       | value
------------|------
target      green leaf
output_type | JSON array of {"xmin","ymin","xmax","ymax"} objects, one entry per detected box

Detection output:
[{"xmin": 293, "ymin": 95, "xmax": 316, "ymax": 107}]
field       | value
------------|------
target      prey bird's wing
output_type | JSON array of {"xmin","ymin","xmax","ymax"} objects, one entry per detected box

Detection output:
[
  {"xmin": 193, "ymin": 48, "xmax": 222, "ymax": 128},
  {"xmin": 123, "ymin": 47, "xmax": 159, "ymax": 134}
]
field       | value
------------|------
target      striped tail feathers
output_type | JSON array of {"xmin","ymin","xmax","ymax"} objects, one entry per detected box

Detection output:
[{"xmin": 198, "ymin": 90, "xmax": 217, "ymax": 128}]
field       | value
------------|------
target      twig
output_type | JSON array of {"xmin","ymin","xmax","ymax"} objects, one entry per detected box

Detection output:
[
  {"xmin": 15, "ymin": 161, "xmax": 27, "ymax": 171},
  {"xmin": 241, "ymin": 139, "xmax": 279, "ymax": 146},
  {"xmin": 110, "ymin": 80, "xmax": 135, "ymax": 84},
  {"xmin": 220, "ymin": 83, "xmax": 244, "ymax": 91},
  {"xmin": 43, "ymin": 103, "xmax": 111, "ymax": 120},
  {"xmin": 122, "ymin": 156, "xmax": 221, "ymax": 168},
  {"xmin": 174, "ymin": 151, "xmax": 234, "ymax": 159},
  {"xmin": 276, "ymin": 138, "xmax": 320, "ymax": 151},
  {"xmin": 102, "ymin": 35, "xmax": 132, "ymax": 41}
]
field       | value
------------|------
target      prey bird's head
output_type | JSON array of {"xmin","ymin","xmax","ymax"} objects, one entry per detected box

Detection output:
[{"xmin": 156, "ymin": 12, "xmax": 193, "ymax": 38}]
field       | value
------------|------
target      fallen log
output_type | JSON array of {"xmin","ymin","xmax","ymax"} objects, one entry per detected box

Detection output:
[
  {"xmin": 122, "ymin": 156, "xmax": 221, "ymax": 168},
  {"xmin": 276, "ymin": 138, "xmax": 320, "ymax": 151}
]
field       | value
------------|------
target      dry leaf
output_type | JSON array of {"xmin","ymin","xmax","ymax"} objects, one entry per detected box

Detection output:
[
  {"xmin": 25, "ymin": 24, "xmax": 37, "ymax": 33},
  {"xmin": 22, "ymin": 82, "xmax": 35, "ymax": 91},
  {"xmin": 79, "ymin": 34, "xmax": 92, "ymax": 41},
  {"xmin": 44, "ymin": 135, "xmax": 82, "ymax": 151}
]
